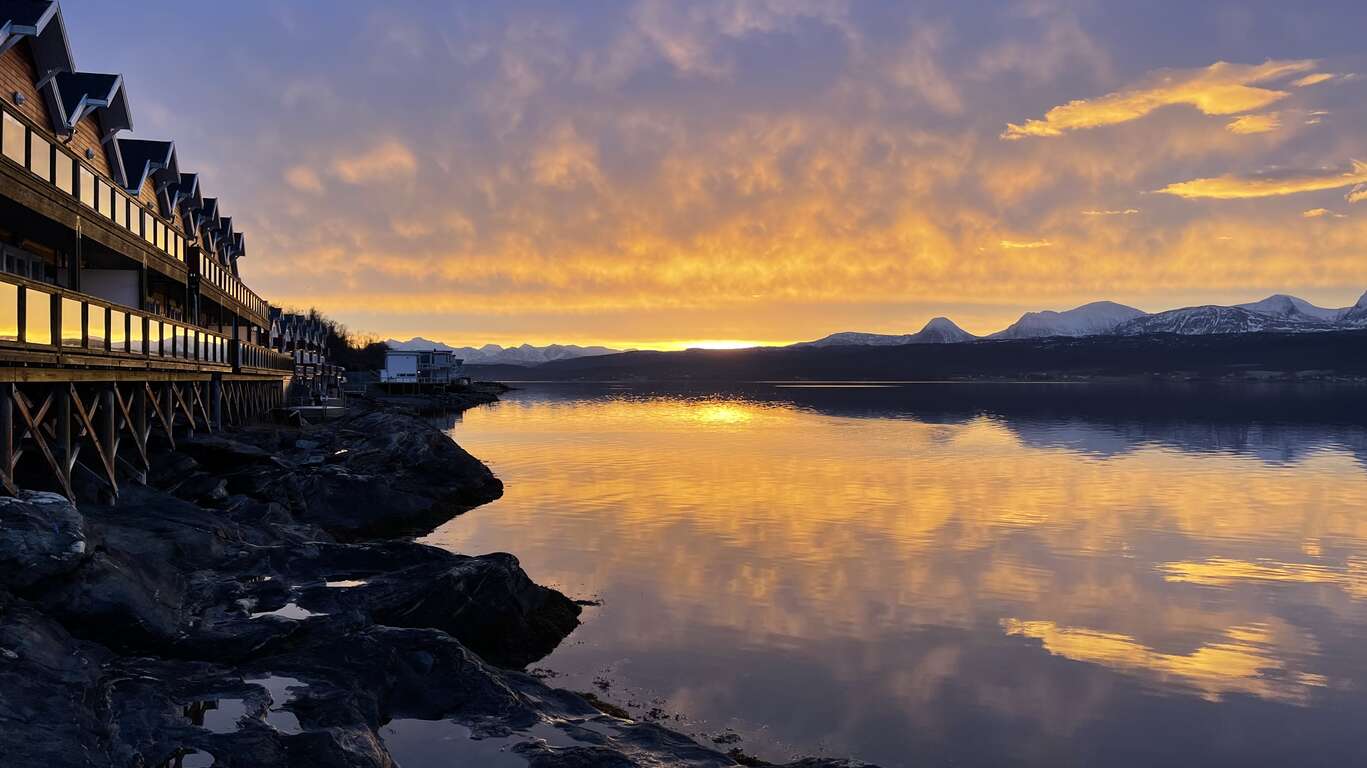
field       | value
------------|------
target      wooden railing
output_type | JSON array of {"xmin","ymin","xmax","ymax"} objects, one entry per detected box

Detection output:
[
  {"xmin": 197, "ymin": 252, "xmax": 269, "ymax": 322},
  {"xmin": 0, "ymin": 273, "xmax": 232, "ymax": 368},
  {"xmin": 233, "ymin": 340, "xmax": 294, "ymax": 373}
]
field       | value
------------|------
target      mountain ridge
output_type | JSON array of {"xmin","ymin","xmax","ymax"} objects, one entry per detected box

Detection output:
[{"xmin": 384, "ymin": 338, "xmax": 623, "ymax": 366}]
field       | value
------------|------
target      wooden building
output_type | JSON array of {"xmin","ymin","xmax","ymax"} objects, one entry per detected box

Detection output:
[
  {"xmin": 269, "ymin": 309, "xmax": 344, "ymax": 402},
  {"xmin": 0, "ymin": 1, "xmax": 294, "ymax": 499}
]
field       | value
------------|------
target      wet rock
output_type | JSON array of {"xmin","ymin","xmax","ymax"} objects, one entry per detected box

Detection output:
[
  {"xmin": 291, "ymin": 547, "xmax": 581, "ymax": 668},
  {"xmin": 180, "ymin": 434, "xmax": 279, "ymax": 471},
  {"xmin": 0, "ymin": 601, "xmax": 109, "ymax": 768},
  {"xmin": 0, "ymin": 491, "xmax": 86, "ymax": 591}
]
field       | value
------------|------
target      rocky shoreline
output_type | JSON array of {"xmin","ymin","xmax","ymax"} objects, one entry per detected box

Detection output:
[{"xmin": 0, "ymin": 386, "xmax": 869, "ymax": 767}]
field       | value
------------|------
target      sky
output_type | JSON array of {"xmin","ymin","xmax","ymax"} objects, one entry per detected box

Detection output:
[{"xmin": 62, "ymin": 0, "xmax": 1367, "ymax": 349}]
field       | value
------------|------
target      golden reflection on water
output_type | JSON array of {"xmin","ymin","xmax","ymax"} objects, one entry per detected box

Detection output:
[
  {"xmin": 1002, "ymin": 619, "xmax": 1327, "ymax": 704},
  {"xmin": 427, "ymin": 389, "xmax": 1367, "ymax": 764}
]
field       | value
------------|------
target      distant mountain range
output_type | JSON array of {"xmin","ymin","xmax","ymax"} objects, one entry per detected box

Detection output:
[
  {"xmin": 797, "ymin": 317, "xmax": 977, "ymax": 347},
  {"xmin": 795, "ymin": 291, "xmax": 1367, "ymax": 347},
  {"xmin": 384, "ymin": 338, "xmax": 622, "ymax": 366},
  {"xmin": 392, "ymin": 291, "xmax": 1367, "ymax": 366}
]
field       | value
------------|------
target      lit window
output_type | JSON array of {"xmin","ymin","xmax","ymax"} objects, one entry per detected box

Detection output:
[
  {"xmin": 143, "ymin": 211, "xmax": 155, "ymax": 244},
  {"xmin": 1, "ymin": 112, "xmax": 23, "ymax": 165},
  {"xmin": 101, "ymin": 183, "xmax": 116, "ymax": 221},
  {"xmin": 115, "ymin": 193, "xmax": 127, "ymax": 229},
  {"xmin": 54, "ymin": 152, "xmax": 73, "ymax": 194},
  {"xmin": 79, "ymin": 167, "xmax": 95, "ymax": 208},
  {"xmin": 28, "ymin": 132, "xmax": 50, "ymax": 181}
]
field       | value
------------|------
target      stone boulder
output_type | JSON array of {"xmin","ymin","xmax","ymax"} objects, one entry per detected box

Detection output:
[{"xmin": 0, "ymin": 491, "xmax": 86, "ymax": 591}]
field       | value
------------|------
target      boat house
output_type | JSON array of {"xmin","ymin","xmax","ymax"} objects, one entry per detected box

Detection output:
[{"xmin": 0, "ymin": 0, "xmax": 295, "ymax": 498}]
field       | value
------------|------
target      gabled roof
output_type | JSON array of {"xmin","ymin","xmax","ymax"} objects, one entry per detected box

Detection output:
[
  {"xmin": 114, "ymin": 137, "xmax": 174, "ymax": 195},
  {"xmin": 0, "ymin": 1, "xmax": 62, "ymax": 56},
  {"xmin": 52, "ymin": 71, "xmax": 123, "ymax": 129}
]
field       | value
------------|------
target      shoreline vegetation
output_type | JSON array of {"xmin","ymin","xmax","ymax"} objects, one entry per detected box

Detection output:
[{"xmin": 0, "ymin": 385, "xmax": 869, "ymax": 767}]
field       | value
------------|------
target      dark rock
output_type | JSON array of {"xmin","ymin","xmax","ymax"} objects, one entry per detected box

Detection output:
[
  {"xmin": 180, "ymin": 434, "xmax": 278, "ymax": 471},
  {"xmin": 174, "ymin": 473, "xmax": 231, "ymax": 504},
  {"xmin": 0, "ymin": 491, "xmax": 86, "ymax": 591},
  {"xmin": 0, "ymin": 601, "xmax": 110, "ymax": 767},
  {"xmin": 293, "ymin": 548, "xmax": 581, "ymax": 668}
]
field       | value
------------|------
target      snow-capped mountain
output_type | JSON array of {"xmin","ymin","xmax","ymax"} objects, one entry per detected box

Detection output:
[
  {"xmin": 989, "ymin": 301, "xmax": 1148, "ymax": 340},
  {"xmin": 384, "ymin": 338, "xmax": 622, "ymax": 366},
  {"xmin": 1114, "ymin": 306, "xmax": 1337, "ymax": 336},
  {"xmin": 1235, "ymin": 294, "xmax": 1347, "ymax": 323},
  {"xmin": 1340, "ymin": 292, "xmax": 1367, "ymax": 327},
  {"xmin": 796, "ymin": 317, "xmax": 977, "ymax": 348},
  {"xmin": 789, "ymin": 290, "xmax": 1367, "ymax": 349}
]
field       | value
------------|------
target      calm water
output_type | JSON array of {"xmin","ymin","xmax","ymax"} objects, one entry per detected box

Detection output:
[{"xmin": 422, "ymin": 383, "xmax": 1367, "ymax": 767}]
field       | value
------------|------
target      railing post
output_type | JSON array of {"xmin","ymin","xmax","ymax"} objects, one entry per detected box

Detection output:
[{"xmin": 210, "ymin": 374, "xmax": 222, "ymax": 431}]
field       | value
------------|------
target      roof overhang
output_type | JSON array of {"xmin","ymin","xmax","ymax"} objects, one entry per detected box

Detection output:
[{"xmin": 113, "ymin": 137, "xmax": 174, "ymax": 195}]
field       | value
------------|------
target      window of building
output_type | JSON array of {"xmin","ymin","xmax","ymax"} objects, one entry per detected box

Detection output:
[
  {"xmin": 28, "ymin": 132, "xmax": 50, "ymax": 181},
  {"xmin": 54, "ymin": 152, "xmax": 73, "ymax": 194},
  {"xmin": 115, "ymin": 192, "xmax": 127, "ymax": 229},
  {"xmin": 24, "ymin": 288, "xmax": 51, "ymax": 345},
  {"xmin": 79, "ymin": 167, "xmax": 95, "ymax": 209},
  {"xmin": 102, "ymin": 183, "xmax": 116, "ymax": 220},
  {"xmin": 1, "ymin": 112, "xmax": 23, "ymax": 165},
  {"xmin": 143, "ymin": 211, "xmax": 155, "ymax": 245},
  {"xmin": 94, "ymin": 179, "xmax": 108, "ymax": 218}
]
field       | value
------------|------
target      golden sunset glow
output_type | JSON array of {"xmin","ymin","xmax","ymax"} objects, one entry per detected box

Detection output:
[
  {"xmin": 77, "ymin": 2, "xmax": 1361, "ymax": 347},
  {"xmin": 430, "ymin": 397, "xmax": 1367, "ymax": 718}
]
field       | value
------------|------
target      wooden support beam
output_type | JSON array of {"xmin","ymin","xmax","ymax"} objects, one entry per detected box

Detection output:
[{"xmin": 0, "ymin": 385, "xmax": 16, "ymax": 496}]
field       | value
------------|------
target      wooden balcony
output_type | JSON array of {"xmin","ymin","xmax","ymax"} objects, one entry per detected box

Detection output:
[{"xmin": 0, "ymin": 272, "xmax": 239, "ymax": 381}]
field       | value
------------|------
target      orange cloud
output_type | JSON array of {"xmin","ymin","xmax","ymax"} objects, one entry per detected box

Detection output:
[
  {"xmin": 1291, "ymin": 72, "xmax": 1336, "ymax": 87},
  {"xmin": 283, "ymin": 164, "xmax": 323, "ymax": 193},
  {"xmin": 1226, "ymin": 113, "xmax": 1281, "ymax": 134},
  {"xmin": 1158, "ymin": 161, "xmax": 1367, "ymax": 199},
  {"xmin": 332, "ymin": 139, "xmax": 419, "ymax": 184},
  {"xmin": 1000, "ymin": 239, "xmax": 1053, "ymax": 249},
  {"xmin": 1002, "ymin": 59, "xmax": 1316, "ymax": 140}
]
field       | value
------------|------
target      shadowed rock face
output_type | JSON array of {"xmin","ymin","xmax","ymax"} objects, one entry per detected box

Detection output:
[{"xmin": 0, "ymin": 398, "xmax": 873, "ymax": 768}]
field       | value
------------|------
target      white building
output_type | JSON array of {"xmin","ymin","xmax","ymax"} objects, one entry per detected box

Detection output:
[{"xmin": 380, "ymin": 348, "xmax": 465, "ymax": 387}]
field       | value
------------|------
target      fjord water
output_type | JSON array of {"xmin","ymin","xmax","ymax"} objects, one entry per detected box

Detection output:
[{"xmin": 423, "ymin": 383, "xmax": 1367, "ymax": 767}]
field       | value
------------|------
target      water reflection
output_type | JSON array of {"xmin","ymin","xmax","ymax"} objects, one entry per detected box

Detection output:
[{"xmin": 424, "ymin": 383, "xmax": 1367, "ymax": 767}]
